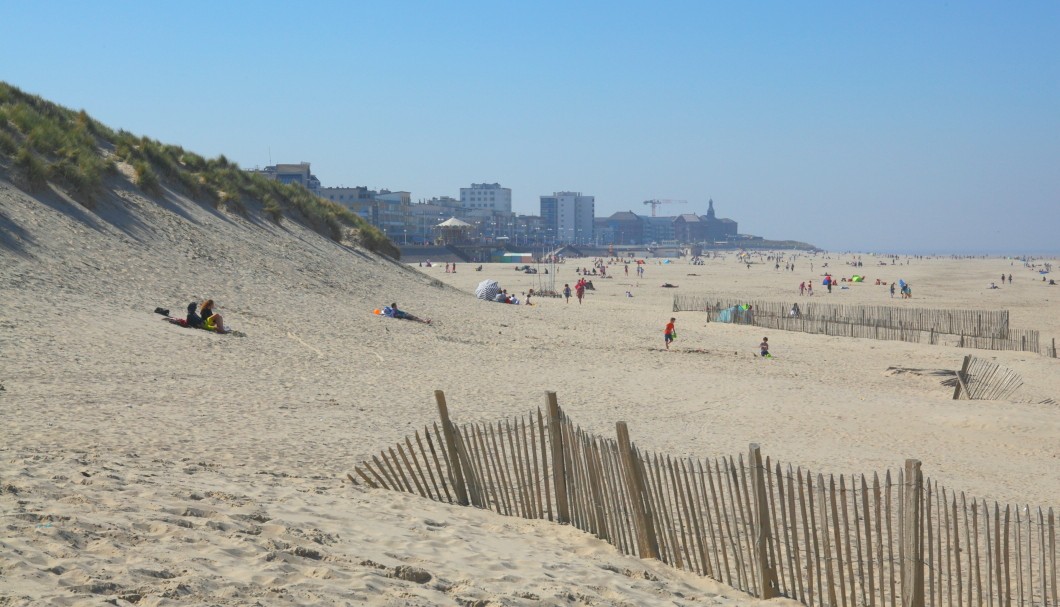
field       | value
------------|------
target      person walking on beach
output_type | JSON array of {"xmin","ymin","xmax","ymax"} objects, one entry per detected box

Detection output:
[
  {"xmin": 563, "ymin": 283, "xmax": 572, "ymax": 303},
  {"xmin": 664, "ymin": 317, "xmax": 676, "ymax": 350},
  {"xmin": 890, "ymin": 282, "xmax": 895, "ymax": 298},
  {"xmin": 799, "ymin": 281, "xmax": 805, "ymax": 296},
  {"xmin": 575, "ymin": 280, "xmax": 586, "ymax": 304}
]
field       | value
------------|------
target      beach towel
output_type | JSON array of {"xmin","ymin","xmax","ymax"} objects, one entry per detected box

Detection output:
[{"xmin": 716, "ymin": 306, "xmax": 738, "ymax": 323}]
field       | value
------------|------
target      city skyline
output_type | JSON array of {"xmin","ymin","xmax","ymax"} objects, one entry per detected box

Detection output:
[{"xmin": 2, "ymin": 2, "xmax": 1058, "ymax": 254}]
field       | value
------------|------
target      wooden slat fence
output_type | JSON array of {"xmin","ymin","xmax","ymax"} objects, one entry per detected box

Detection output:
[
  {"xmin": 952, "ymin": 355, "xmax": 1025, "ymax": 401},
  {"xmin": 958, "ymin": 329, "xmax": 1040, "ymax": 354},
  {"xmin": 673, "ymin": 295, "xmax": 1049, "ymax": 355},
  {"xmin": 673, "ymin": 295, "xmax": 1010, "ymax": 338},
  {"xmin": 349, "ymin": 391, "xmax": 1058, "ymax": 607}
]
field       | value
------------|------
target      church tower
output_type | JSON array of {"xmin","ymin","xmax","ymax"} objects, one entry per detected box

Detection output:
[{"xmin": 706, "ymin": 198, "xmax": 716, "ymax": 221}]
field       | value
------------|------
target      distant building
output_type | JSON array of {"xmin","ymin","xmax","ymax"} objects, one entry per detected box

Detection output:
[
  {"xmin": 643, "ymin": 216, "xmax": 676, "ymax": 244},
  {"xmin": 316, "ymin": 186, "xmax": 410, "ymax": 240},
  {"xmin": 540, "ymin": 191, "xmax": 594, "ymax": 244},
  {"xmin": 407, "ymin": 197, "xmax": 466, "ymax": 244},
  {"xmin": 672, "ymin": 200, "xmax": 738, "ymax": 244},
  {"xmin": 703, "ymin": 199, "xmax": 738, "ymax": 242},
  {"xmin": 247, "ymin": 162, "xmax": 320, "ymax": 193},
  {"xmin": 603, "ymin": 211, "xmax": 645, "ymax": 245},
  {"xmin": 318, "ymin": 186, "xmax": 374, "ymax": 220},
  {"xmin": 673, "ymin": 213, "xmax": 707, "ymax": 243},
  {"xmin": 374, "ymin": 190, "xmax": 411, "ymax": 240},
  {"xmin": 460, "ymin": 183, "xmax": 512, "ymax": 214}
]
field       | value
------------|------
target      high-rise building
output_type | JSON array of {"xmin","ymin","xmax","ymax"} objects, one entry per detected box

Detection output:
[
  {"xmin": 459, "ymin": 183, "xmax": 512, "ymax": 214},
  {"xmin": 539, "ymin": 191, "xmax": 594, "ymax": 244}
]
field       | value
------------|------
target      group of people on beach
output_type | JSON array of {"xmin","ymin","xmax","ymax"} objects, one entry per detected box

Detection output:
[
  {"xmin": 562, "ymin": 279, "xmax": 588, "ymax": 304},
  {"xmin": 663, "ymin": 316, "xmax": 772, "ymax": 358},
  {"xmin": 184, "ymin": 299, "xmax": 228, "ymax": 333}
]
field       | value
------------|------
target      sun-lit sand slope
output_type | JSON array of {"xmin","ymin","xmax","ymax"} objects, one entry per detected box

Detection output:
[{"xmin": 1, "ymin": 178, "xmax": 1056, "ymax": 605}]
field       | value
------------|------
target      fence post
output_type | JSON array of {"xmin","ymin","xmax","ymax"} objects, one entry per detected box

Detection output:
[
  {"xmin": 902, "ymin": 459, "xmax": 925, "ymax": 607},
  {"xmin": 952, "ymin": 355, "xmax": 972, "ymax": 400},
  {"xmin": 434, "ymin": 390, "xmax": 471, "ymax": 506},
  {"xmin": 616, "ymin": 421, "xmax": 659, "ymax": 559},
  {"xmin": 546, "ymin": 391, "xmax": 570, "ymax": 524},
  {"xmin": 749, "ymin": 444, "xmax": 780, "ymax": 598}
]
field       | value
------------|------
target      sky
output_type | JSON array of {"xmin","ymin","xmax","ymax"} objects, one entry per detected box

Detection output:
[{"xmin": 2, "ymin": 1, "xmax": 1058, "ymax": 254}]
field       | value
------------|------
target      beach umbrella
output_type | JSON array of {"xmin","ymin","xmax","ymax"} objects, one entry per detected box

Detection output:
[{"xmin": 475, "ymin": 279, "xmax": 500, "ymax": 301}]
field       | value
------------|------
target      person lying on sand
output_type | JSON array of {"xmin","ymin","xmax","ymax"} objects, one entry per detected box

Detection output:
[{"xmin": 383, "ymin": 303, "xmax": 431, "ymax": 324}]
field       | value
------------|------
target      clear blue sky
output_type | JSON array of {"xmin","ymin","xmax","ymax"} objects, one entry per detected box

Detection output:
[{"xmin": 3, "ymin": 1, "xmax": 1058, "ymax": 254}]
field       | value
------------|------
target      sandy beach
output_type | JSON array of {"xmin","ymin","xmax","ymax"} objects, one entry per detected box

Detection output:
[{"xmin": 2, "ymin": 178, "xmax": 1057, "ymax": 606}]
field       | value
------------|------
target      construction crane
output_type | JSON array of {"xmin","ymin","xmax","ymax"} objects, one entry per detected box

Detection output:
[{"xmin": 642, "ymin": 199, "xmax": 688, "ymax": 217}]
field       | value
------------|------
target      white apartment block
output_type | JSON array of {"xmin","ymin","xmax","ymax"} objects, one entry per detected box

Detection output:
[
  {"xmin": 540, "ymin": 191, "xmax": 594, "ymax": 244},
  {"xmin": 459, "ymin": 183, "xmax": 512, "ymax": 214}
]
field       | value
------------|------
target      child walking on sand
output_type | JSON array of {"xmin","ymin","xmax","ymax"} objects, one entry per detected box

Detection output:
[
  {"xmin": 664, "ymin": 318, "xmax": 676, "ymax": 350},
  {"xmin": 759, "ymin": 336, "xmax": 771, "ymax": 358}
]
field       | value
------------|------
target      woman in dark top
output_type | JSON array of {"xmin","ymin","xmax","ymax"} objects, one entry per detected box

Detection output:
[{"xmin": 199, "ymin": 299, "xmax": 226, "ymax": 332}]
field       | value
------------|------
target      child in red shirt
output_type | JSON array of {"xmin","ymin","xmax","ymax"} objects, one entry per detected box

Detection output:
[{"xmin": 664, "ymin": 318, "xmax": 676, "ymax": 350}]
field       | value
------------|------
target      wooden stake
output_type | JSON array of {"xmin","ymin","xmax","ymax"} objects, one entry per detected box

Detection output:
[
  {"xmin": 840, "ymin": 475, "xmax": 857, "ymax": 607},
  {"xmin": 414, "ymin": 431, "xmax": 443, "ymax": 502},
  {"xmin": 902, "ymin": 459, "xmax": 925, "ymax": 607},
  {"xmin": 788, "ymin": 465, "xmax": 806, "ymax": 602},
  {"xmin": 537, "ymin": 408, "xmax": 553, "ymax": 521},
  {"xmin": 429, "ymin": 422, "xmax": 454, "ymax": 502},
  {"xmin": 616, "ymin": 421, "xmax": 658, "ymax": 559},
  {"xmin": 706, "ymin": 458, "xmax": 733, "ymax": 586},
  {"xmin": 749, "ymin": 444, "xmax": 779, "ymax": 598},
  {"xmin": 546, "ymin": 392, "xmax": 569, "ymax": 524},
  {"xmin": 434, "ymin": 390, "xmax": 468, "ymax": 505},
  {"xmin": 819, "ymin": 473, "xmax": 839, "ymax": 607},
  {"xmin": 1048, "ymin": 507, "xmax": 1056, "ymax": 607},
  {"xmin": 953, "ymin": 355, "xmax": 972, "ymax": 399}
]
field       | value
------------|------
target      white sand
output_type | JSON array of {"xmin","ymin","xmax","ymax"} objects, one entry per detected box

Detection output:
[{"xmin": 1, "ymin": 177, "xmax": 1056, "ymax": 605}]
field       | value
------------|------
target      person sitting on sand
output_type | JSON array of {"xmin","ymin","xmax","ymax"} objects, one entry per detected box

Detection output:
[
  {"xmin": 186, "ymin": 302, "xmax": 202, "ymax": 328},
  {"xmin": 759, "ymin": 336, "xmax": 772, "ymax": 358},
  {"xmin": 384, "ymin": 302, "xmax": 431, "ymax": 324},
  {"xmin": 199, "ymin": 299, "xmax": 228, "ymax": 333}
]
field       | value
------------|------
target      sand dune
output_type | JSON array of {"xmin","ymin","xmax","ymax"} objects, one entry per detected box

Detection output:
[{"xmin": 1, "ymin": 178, "xmax": 1056, "ymax": 605}]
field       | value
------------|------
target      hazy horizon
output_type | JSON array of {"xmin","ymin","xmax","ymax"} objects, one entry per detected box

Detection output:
[{"xmin": 3, "ymin": 2, "xmax": 1058, "ymax": 255}]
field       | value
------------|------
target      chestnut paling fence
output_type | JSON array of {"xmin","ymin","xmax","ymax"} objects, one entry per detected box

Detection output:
[
  {"xmin": 672, "ymin": 295, "xmax": 1053, "ymax": 356},
  {"xmin": 350, "ymin": 391, "xmax": 1057, "ymax": 607}
]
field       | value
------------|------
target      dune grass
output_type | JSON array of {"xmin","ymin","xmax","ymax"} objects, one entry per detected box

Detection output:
[{"xmin": 0, "ymin": 82, "xmax": 399, "ymax": 258}]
